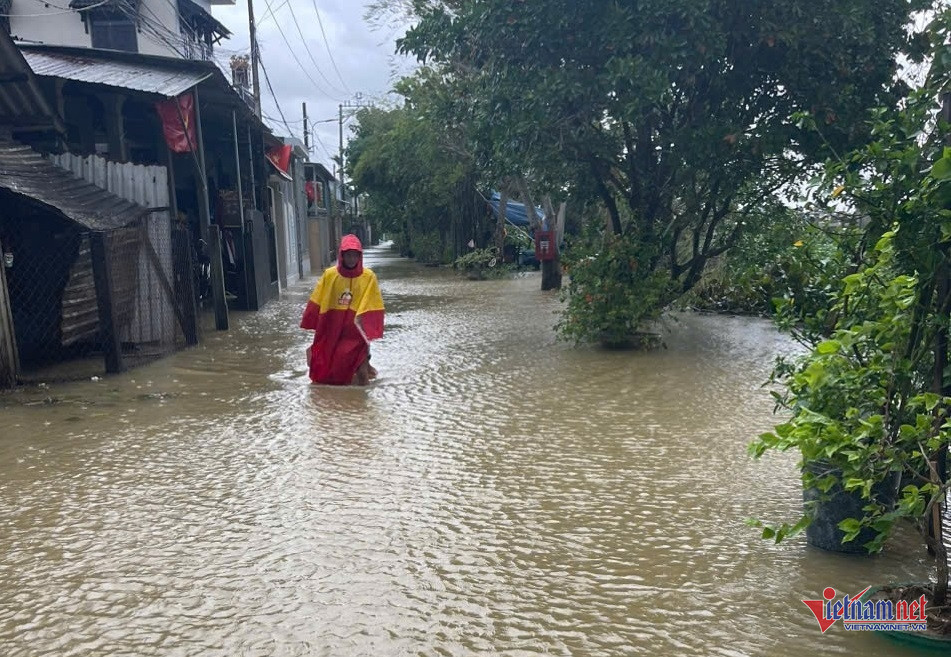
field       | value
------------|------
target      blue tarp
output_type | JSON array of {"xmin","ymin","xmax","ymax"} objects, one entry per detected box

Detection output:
[{"xmin": 486, "ymin": 192, "xmax": 544, "ymax": 228}]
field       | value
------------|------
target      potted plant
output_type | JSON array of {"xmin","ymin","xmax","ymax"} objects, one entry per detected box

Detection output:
[
  {"xmin": 751, "ymin": 32, "xmax": 951, "ymax": 638},
  {"xmin": 751, "ymin": 230, "xmax": 951, "ymax": 638}
]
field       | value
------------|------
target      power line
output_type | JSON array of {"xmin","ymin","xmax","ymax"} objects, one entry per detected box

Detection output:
[
  {"xmin": 286, "ymin": 1, "xmax": 348, "ymax": 97},
  {"xmin": 2, "ymin": 0, "xmax": 111, "ymax": 17},
  {"xmin": 258, "ymin": 0, "xmax": 289, "ymax": 26},
  {"xmin": 309, "ymin": 0, "xmax": 350, "ymax": 93},
  {"xmin": 308, "ymin": 125, "xmax": 334, "ymax": 162},
  {"xmin": 257, "ymin": 0, "xmax": 346, "ymax": 101},
  {"xmin": 255, "ymin": 35, "xmax": 298, "ymax": 140}
]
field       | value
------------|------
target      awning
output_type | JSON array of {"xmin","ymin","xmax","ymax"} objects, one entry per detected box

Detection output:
[
  {"xmin": 308, "ymin": 162, "xmax": 334, "ymax": 182},
  {"xmin": 178, "ymin": 0, "xmax": 231, "ymax": 42},
  {"xmin": 0, "ymin": 32, "xmax": 64, "ymax": 134},
  {"xmin": 21, "ymin": 49, "xmax": 212, "ymax": 98},
  {"xmin": 0, "ymin": 138, "xmax": 149, "ymax": 230},
  {"xmin": 18, "ymin": 45, "xmax": 280, "ymax": 146}
]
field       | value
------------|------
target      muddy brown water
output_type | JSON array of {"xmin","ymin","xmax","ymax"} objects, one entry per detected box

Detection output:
[{"xmin": 0, "ymin": 245, "xmax": 941, "ymax": 656}]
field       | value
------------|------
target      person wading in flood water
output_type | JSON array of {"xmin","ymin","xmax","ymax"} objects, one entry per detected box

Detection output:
[{"xmin": 301, "ymin": 234, "xmax": 384, "ymax": 385}]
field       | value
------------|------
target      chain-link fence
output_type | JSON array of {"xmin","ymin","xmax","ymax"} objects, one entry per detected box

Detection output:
[{"xmin": 0, "ymin": 213, "xmax": 200, "ymax": 384}]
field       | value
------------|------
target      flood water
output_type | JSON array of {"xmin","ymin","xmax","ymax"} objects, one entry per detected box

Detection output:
[{"xmin": 0, "ymin": 244, "xmax": 942, "ymax": 656}]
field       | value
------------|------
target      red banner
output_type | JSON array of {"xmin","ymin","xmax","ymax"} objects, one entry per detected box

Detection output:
[
  {"xmin": 155, "ymin": 94, "xmax": 197, "ymax": 153},
  {"xmin": 305, "ymin": 180, "xmax": 323, "ymax": 206},
  {"xmin": 266, "ymin": 144, "xmax": 293, "ymax": 181}
]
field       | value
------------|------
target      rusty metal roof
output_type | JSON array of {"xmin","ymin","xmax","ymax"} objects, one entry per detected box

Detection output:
[
  {"xmin": 0, "ymin": 33, "xmax": 65, "ymax": 134},
  {"xmin": 21, "ymin": 49, "xmax": 213, "ymax": 98},
  {"xmin": 0, "ymin": 139, "xmax": 149, "ymax": 231}
]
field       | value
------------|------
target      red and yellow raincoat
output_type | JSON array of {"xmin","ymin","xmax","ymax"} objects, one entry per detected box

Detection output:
[{"xmin": 301, "ymin": 235, "xmax": 384, "ymax": 385}]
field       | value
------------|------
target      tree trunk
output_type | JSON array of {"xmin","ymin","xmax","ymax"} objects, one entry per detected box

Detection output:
[
  {"xmin": 496, "ymin": 189, "xmax": 508, "ymax": 255},
  {"xmin": 515, "ymin": 177, "xmax": 562, "ymax": 290},
  {"xmin": 540, "ymin": 196, "xmax": 562, "ymax": 291}
]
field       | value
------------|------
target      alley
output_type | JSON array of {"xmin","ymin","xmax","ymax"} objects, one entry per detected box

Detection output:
[{"xmin": 0, "ymin": 245, "xmax": 936, "ymax": 656}]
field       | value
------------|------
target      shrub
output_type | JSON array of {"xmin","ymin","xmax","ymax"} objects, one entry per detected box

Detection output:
[
  {"xmin": 556, "ymin": 231, "xmax": 673, "ymax": 345},
  {"xmin": 412, "ymin": 231, "xmax": 444, "ymax": 265}
]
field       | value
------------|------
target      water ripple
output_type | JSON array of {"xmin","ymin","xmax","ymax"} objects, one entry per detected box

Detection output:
[{"xmin": 0, "ymin": 246, "xmax": 940, "ymax": 656}]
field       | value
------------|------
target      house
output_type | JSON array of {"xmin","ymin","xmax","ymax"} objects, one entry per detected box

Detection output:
[
  {"xmin": 0, "ymin": 30, "xmax": 186, "ymax": 386},
  {"xmin": 265, "ymin": 136, "xmax": 308, "ymax": 290},
  {"xmin": 6, "ymin": 0, "xmax": 232, "ymax": 61},
  {"xmin": 0, "ymin": 32, "xmax": 291, "ymax": 387},
  {"xmin": 17, "ymin": 43, "xmax": 283, "ymax": 310},
  {"xmin": 303, "ymin": 161, "xmax": 335, "ymax": 272}
]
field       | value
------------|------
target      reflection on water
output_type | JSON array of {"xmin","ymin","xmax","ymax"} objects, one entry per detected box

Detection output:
[{"xmin": 0, "ymin": 245, "xmax": 939, "ymax": 656}]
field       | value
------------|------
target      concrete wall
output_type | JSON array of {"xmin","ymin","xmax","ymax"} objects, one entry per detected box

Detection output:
[
  {"xmin": 9, "ymin": 2, "xmax": 90, "ymax": 49},
  {"xmin": 9, "ymin": 0, "xmax": 183, "ymax": 59},
  {"xmin": 138, "ymin": 0, "xmax": 182, "ymax": 58}
]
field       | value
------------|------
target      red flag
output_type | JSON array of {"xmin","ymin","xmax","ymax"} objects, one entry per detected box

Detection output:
[
  {"xmin": 266, "ymin": 144, "xmax": 293, "ymax": 181},
  {"xmin": 155, "ymin": 94, "xmax": 197, "ymax": 153}
]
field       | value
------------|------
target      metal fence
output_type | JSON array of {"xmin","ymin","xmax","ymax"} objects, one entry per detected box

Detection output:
[{"xmin": 0, "ymin": 214, "xmax": 199, "ymax": 384}]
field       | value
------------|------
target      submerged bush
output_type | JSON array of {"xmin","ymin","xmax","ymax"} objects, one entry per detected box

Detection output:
[{"xmin": 557, "ymin": 231, "xmax": 673, "ymax": 345}]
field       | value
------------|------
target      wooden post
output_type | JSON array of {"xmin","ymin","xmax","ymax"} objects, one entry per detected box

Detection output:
[
  {"xmin": 0, "ymin": 239, "xmax": 19, "ymax": 388},
  {"xmin": 194, "ymin": 88, "xmax": 228, "ymax": 330},
  {"xmin": 193, "ymin": 88, "xmax": 211, "ymax": 243},
  {"xmin": 178, "ymin": 230, "xmax": 200, "ymax": 346},
  {"xmin": 496, "ymin": 189, "xmax": 508, "ymax": 254},
  {"xmin": 105, "ymin": 95, "xmax": 127, "ymax": 162},
  {"xmin": 90, "ymin": 232, "xmax": 124, "ymax": 374},
  {"xmin": 232, "ymin": 110, "xmax": 245, "ymax": 237},
  {"xmin": 208, "ymin": 225, "xmax": 229, "ymax": 331},
  {"xmin": 165, "ymin": 143, "xmax": 198, "ymax": 346}
]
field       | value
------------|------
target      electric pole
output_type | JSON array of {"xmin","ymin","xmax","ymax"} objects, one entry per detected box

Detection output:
[
  {"xmin": 303, "ymin": 102, "xmax": 309, "ymax": 154},
  {"xmin": 336, "ymin": 95, "xmax": 372, "ymax": 245},
  {"xmin": 338, "ymin": 95, "xmax": 370, "ymax": 215},
  {"xmin": 248, "ymin": 0, "xmax": 261, "ymax": 117}
]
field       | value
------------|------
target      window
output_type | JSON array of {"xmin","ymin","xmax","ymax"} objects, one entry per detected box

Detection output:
[{"xmin": 89, "ymin": 12, "xmax": 138, "ymax": 52}]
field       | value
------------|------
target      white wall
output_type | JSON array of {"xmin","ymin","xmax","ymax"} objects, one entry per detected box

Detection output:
[
  {"xmin": 9, "ymin": 2, "xmax": 91, "ymax": 48},
  {"xmin": 284, "ymin": 189, "xmax": 299, "ymax": 282},
  {"xmin": 136, "ymin": 0, "xmax": 182, "ymax": 58},
  {"xmin": 9, "ymin": 0, "xmax": 183, "ymax": 59}
]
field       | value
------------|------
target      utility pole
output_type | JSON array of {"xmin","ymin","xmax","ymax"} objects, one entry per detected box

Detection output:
[
  {"xmin": 338, "ymin": 95, "xmax": 370, "ymax": 228},
  {"xmin": 303, "ymin": 102, "xmax": 309, "ymax": 154},
  {"xmin": 248, "ymin": 0, "xmax": 261, "ymax": 117},
  {"xmin": 338, "ymin": 102, "xmax": 344, "ymax": 205}
]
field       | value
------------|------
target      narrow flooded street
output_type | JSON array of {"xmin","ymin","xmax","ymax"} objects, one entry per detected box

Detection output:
[{"xmin": 0, "ymin": 245, "xmax": 937, "ymax": 656}]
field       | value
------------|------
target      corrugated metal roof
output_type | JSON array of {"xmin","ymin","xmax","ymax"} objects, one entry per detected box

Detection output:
[
  {"xmin": 21, "ymin": 50, "xmax": 212, "ymax": 97},
  {"xmin": 0, "ymin": 139, "xmax": 149, "ymax": 230},
  {"xmin": 17, "ymin": 44, "xmax": 280, "ymax": 146},
  {"xmin": 0, "ymin": 33, "xmax": 65, "ymax": 133}
]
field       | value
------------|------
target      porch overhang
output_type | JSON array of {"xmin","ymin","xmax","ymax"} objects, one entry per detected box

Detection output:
[{"xmin": 0, "ymin": 139, "xmax": 148, "ymax": 230}]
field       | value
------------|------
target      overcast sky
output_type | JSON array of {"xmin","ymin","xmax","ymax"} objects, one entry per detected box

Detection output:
[{"xmin": 212, "ymin": 0, "xmax": 416, "ymax": 170}]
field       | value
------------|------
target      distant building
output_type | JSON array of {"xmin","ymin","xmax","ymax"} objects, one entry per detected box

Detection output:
[{"xmin": 5, "ymin": 0, "xmax": 233, "ymax": 61}]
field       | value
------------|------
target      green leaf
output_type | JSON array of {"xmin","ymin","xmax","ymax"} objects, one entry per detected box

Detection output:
[
  {"xmin": 816, "ymin": 340, "xmax": 841, "ymax": 354},
  {"xmin": 932, "ymin": 156, "xmax": 951, "ymax": 180}
]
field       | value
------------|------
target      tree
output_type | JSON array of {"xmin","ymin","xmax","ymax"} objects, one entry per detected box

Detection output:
[
  {"xmin": 397, "ymin": 0, "xmax": 930, "ymax": 337},
  {"xmin": 346, "ymin": 76, "xmax": 491, "ymax": 263}
]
